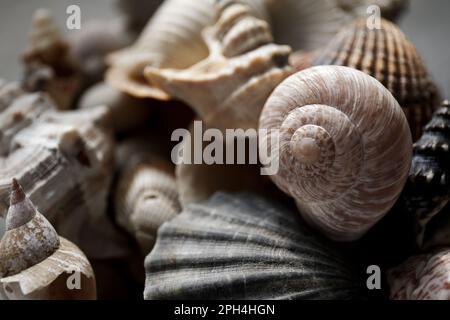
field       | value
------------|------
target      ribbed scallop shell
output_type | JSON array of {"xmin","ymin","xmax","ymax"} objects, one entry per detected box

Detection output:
[
  {"xmin": 399, "ymin": 100, "xmax": 450, "ymax": 249},
  {"xmin": 144, "ymin": 1, "xmax": 292, "ymax": 131},
  {"xmin": 259, "ymin": 66, "xmax": 412, "ymax": 242},
  {"xmin": 388, "ymin": 248, "xmax": 450, "ymax": 300},
  {"xmin": 144, "ymin": 192, "xmax": 363, "ymax": 300},
  {"xmin": 313, "ymin": 18, "xmax": 440, "ymax": 140}
]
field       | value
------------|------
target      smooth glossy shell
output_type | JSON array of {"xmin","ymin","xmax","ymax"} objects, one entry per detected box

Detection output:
[
  {"xmin": 259, "ymin": 66, "xmax": 412, "ymax": 242},
  {"xmin": 313, "ymin": 18, "xmax": 440, "ymax": 140},
  {"xmin": 388, "ymin": 248, "xmax": 450, "ymax": 300},
  {"xmin": 144, "ymin": 192, "xmax": 363, "ymax": 300}
]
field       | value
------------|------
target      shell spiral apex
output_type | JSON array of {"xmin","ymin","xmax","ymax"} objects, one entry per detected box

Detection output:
[{"xmin": 259, "ymin": 65, "xmax": 412, "ymax": 242}]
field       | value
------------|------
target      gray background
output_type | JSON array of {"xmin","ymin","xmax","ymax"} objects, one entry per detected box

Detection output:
[{"xmin": 0, "ymin": 0, "xmax": 449, "ymax": 236}]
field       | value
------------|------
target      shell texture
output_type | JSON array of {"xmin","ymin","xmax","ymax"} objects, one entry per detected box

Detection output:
[
  {"xmin": 313, "ymin": 18, "xmax": 440, "ymax": 140},
  {"xmin": 259, "ymin": 66, "xmax": 412, "ymax": 242},
  {"xmin": 115, "ymin": 136, "xmax": 181, "ymax": 254},
  {"xmin": 0, "ymin": 82, "xmax": 117, "ymax": 259},
  {"xmin": 388, "ymin": 248, "xmax": 450, "ymax": 300},
  {"xmin": 399, "ymin": 100, "xmax": 450, "ymax": 249},
  {"xmin": 0, "ymin": 180, "xmax": 96, "ymax": 300},
  {"xmin": 144, "ymin": 1, "xmax": 293, "ymax": 131},
  {"xmin": 22, "ymin": 9, "xmax": 82, "ymax": 110},
  {"xmin": 144, "ymin": 192, "xmax": 363, "ymax": 300}
]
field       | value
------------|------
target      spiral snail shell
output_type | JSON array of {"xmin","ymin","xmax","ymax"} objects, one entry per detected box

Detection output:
[
  {"xmin": 313, "ymin": 18, "xmax": 440, "ymax": 140},
  {"xmin": 0, "ymin": 180, "xmax": 96, "ymax": 300},
  {"xmin": 259, "ymin": 66, "xmax": 412, "ymax": 242}
]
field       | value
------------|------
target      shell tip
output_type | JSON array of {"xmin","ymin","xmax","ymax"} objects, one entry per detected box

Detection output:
[{"xmin": 10, "ymin": 178, "xmax": 26, "ymax": 206}]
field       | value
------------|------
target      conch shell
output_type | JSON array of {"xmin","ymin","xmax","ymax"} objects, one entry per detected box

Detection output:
[
  {"xmin": 259, "ymin": 66, "xmax": 412, "ymax": 242},
  {"xmin": 0, "ymin": 81, "xmax": 116, "ymax": 259},
  {"xmin": 114, "ymin": 135, "xmax": 181, "ymax": 254},
  {"xmin": 144, "ymin": 1, "xmax": 293, "ymax": 131},
  {"xmin": 0, "ymin": 180, "xmax": 96, "ymax": 300},
  {"xmin": 313, "ymin": 18, "xmax": 440, "ymax": 140},
  {"xmin": 388, "ymin": 248, "xmax": 450, "ymax": 300},
  {"xmin": 22, "ymin": 9, "xmax": 82, "ymax": 110}
]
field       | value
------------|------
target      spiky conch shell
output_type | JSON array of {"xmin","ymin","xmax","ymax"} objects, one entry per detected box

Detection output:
[
  {"xmin": 398, "ymin": 100, "xmax": 450, "ymax": 250},
  {"xmin": 313, "ymin": 18, "xmax": 440, "ymax": 140},
  {"xmin": 0, "ymin": 180, "xmax": 96, "ymax": 300},
  {"xmin": 22, "ymin": 9, "xmax": 82, "ymax": 110},
  {"xmin": 144, "ymin": 1, "xmax": 293, "ymax": 131},
  {"xmin": 0, "ymin": 81, "xmax": 129, "ymax": 260},
  {"xmin": 144, "ymin": 192, "xmax": 363, "ymax": 300},
  {"xmin": 388, "ymin": 248, "xmax": 450, "ymax": 300},
  {"xmin": 258, "ymin": 66, "xmax": 412, "ymax": 242},
  {"xmin": 114, "ymin": 136, "xmax": 181, "ymax": 254},
  {"xmin": 106, "ymin": 0, "xmax": 408, "ymax": 100}
]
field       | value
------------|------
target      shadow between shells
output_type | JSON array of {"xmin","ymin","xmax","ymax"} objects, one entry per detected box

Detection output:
[{"xmin": 0, "ymin": 0, "xmax": 449, "ymax": 300}]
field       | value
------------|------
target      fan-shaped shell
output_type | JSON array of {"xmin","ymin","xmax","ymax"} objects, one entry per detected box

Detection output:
[
  {"xmin": 144, "ymin": 192, "xmax": 363, "ymax": 300},
  {"xmin": 0, "ymin": 180, "xmax": 96, "ymax": 300},
  {"xmin": 313, "ymin": 18, "xmax": 440, "ymax": 140},
  {"xmin": 388, "ymin": 248, "xmax": 450, "ymax": 300},
  {"xmin": 399, "ymin": 100, "xmax": 450, "ymax": 249},
  {"xmin": 144, "ymin": 1, "xmax": 293, "ymax": 131},
  {"xmin": 259, "ymin": 66, "xmax": 412, "ymax": 242}
]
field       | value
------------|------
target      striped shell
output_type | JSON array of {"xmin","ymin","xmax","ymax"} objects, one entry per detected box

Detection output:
[
  {"xmin": 399, "ymin": 100, "xmax": 450, "ymax": 249},
  {"xmin": 115, "ymin": 137, "xmax": 181, "ymax": 254},
  {"xmin": 313, "ymin": 18, "xmax": 440, "ymax": 140},
  {"xmin": 144, "ymin": 192, "xmax": 363, "ymax": 300},
  {"xmin": 258, "ymin": 66, "xmax": 412, "ymax": 242},
  {"xmin": 144, "ymin": 1, "xmax": 293, "ymax": 131},
  {"xmin": 388, "ymin": 248, "xmax": 450, "ymax": 300},
  {"xmin": 0, "ymin": 80, "xmax": 117, "ymax": 259},
  {"xmin": 0, "ymin": 180, "xmax": 96, "ymax": 300}
]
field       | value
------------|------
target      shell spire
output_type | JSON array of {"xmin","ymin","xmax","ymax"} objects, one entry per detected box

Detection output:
[{"xmin": 6, "ymin": 179, "xmax": 35, "ymax": 231}]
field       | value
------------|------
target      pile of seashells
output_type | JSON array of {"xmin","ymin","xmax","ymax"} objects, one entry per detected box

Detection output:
[{"xmin": 0, "ymin": 0, "xmax": 449, "ymax": 300}]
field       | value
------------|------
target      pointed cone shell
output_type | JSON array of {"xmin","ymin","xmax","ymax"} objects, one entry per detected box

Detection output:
[
  {"xmin": 144, "ymin": 1, "xmax": 293, "ymax": 130},
  {"xmin": 388, "ymin": 248, "xmax": 450, "ymax": 300},
  {"xmin": 144, "ymin": 192, "xmax": 364, "ymax": 300},
  {"xmin": 259, "ymin": 66, "xmax": 412, "ymax": 242},
  {"xmin": 313, "ymin": 18, "xmax": 440, "ymax": 140}
]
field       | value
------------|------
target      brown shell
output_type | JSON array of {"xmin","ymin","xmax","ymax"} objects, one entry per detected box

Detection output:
[{"xmin": 313, "ymin": 18, "xmax": 440, "ymax": 140}]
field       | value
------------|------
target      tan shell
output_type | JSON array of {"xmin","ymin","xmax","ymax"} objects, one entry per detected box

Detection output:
[
  {"xmin": 0, "ymin": 81, "xmax": 118, "ymax": 259},
  {"xmin": 114, "ymin": 136, "xmax": 181, "ymax": 254},
  {"xmin": 79, "ymin": 82, "xmax": 153, "ymax": 134},
  {"xmin": 388, "ymin": 248, "xmax": 450, "ymax": 300},
  {"xmin": 313, "ymin": 18, "xmax": 440, "ymax": 140},
  {"xmin": 259, "ymin": 66, "xmax": 412, "ymax": 242},
  {"xmin": 144, "ymin": 1, "xmax": 293, "ymax": 131},
  {"xmin": 0, "ymin": 180, "xmax": 96, "ymax": 300},
  {"xmin": 22, "ymin": 9, "xmax": 82, "ymax": 110}
]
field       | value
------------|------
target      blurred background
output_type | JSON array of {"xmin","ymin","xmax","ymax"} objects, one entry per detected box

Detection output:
[{"xmin": 0, "ymin": 0, "xmax": 449, "ymax": 96}]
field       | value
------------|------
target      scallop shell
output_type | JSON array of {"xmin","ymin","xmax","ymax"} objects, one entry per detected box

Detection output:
[
  {"xmin": 259, "ymin": 66, "xmax": 412, "ymax": 242},
  {"xmin": 0, "ymin": 180, "xmax": 96, "ymax": 300},
  {"xmin": 313, "ymin": 18, "xmax": 440, "ymax": 140},
  {"xmin": 106, "ymin": 0, "xmax": 271, "ymax": 100},
  {"xmin": 0, "ymin": 82, "xmax": 119, "ymax": 259},
  {"xmin": 22, "ymin": 9, "xmax": 82, "ymax": 110},
  {"xmin": 388, "ymin": 248, "xmax": 450, "ymax": 300},
  {"xmin": 144, "ymin": 1, "xmax": 293, "ymax": 131},
  {"xmin": 144, "ymin": 192, "xmax": 363, "ymax": 300},
  {"xmin": 399, "ymin": 100, "xmax": 450, "ymax": 249},
  {"xmin": 115, "ymin": 136, "xmax": 181, "ymax": 254},
  {"xmin": 79, "ymin": 82, "xmax": 153, "ymax": 134}
]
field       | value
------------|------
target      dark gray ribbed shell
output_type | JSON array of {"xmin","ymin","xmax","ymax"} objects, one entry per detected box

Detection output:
[{"xmin": 144, "ymin": 192, "xmax": 363, "ymax": 300}]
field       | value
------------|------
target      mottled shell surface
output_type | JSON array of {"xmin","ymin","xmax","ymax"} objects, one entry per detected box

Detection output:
[
  {"xmin": 388, "ymin": 248, "xmax": 450, "ymax": 300},
  {"xmin": 0, "ymin": 82, "xmax": 118, "ymax": 259},
  {"xmin": 144, "ymin": 1, "xmax": 293, "ymax": 131},
  {"xmin": 259, "ymin": 66, "xmax": 412, "ymax": 242},
  {"xmin": 313, "ymin": 18, "xmax": 440, "ymax": 140},
  {"xmin": 399, "ymin": 100, "xmax": 450, "ymax": 249},
  {"xmin": 0, "ymin": 180, "xmax": 96, "ymax": 300},
  {"xmin": 144, "ymin": 192, "xmax": 363, "ymax": 300}
]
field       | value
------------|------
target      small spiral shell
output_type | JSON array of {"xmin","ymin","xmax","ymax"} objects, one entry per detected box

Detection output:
[{"xmin": 259, "ymin": 66, "xmax": 412, "ymax": 242}]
